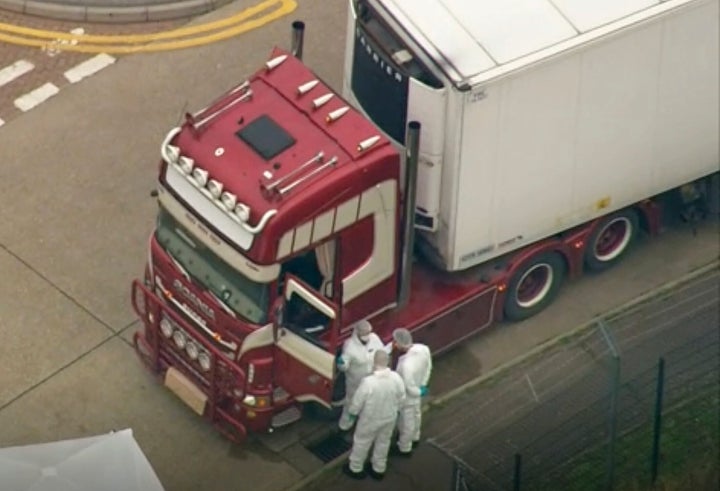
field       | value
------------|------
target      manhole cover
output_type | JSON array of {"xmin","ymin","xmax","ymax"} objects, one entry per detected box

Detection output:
[{"xmin": 306, "ymin": 433, "xmax": 352, "ymax": 463}]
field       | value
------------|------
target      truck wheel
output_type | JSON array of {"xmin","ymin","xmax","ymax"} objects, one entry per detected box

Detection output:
[
  {"xmin": 585, "ymin": 210, "xmax": 639, "ymax": 272},
  {"xmin": 504, "ymin": 252, "xmax": 565, "ymax": 321}
]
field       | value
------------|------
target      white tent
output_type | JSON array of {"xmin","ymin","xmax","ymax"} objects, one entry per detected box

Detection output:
[{"xmin": 0, "ymin": 429, "xmax": 165, "ymax": 491}]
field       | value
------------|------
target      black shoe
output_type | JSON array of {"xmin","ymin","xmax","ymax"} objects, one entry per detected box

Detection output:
[
  {"xmin": 342, "ymin": 462, "xmax": 366, "ymax": 480},
  {"xmin": 389, "ymin": 444, "xmax": 412, "ymax": 458},
  {"xmin": 364, "ymin": 463, "xmax": 385, "ymax": 481}
]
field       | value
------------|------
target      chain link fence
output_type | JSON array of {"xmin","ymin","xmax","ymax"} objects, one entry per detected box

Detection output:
[{"xmin": 428, "ymin": 267, "xmax": 719, "ymax": 491}]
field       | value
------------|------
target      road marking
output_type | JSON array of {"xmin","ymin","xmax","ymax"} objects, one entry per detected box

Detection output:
[
  {"xmin": 0, "ymin": 60, "xmax": 34, "ymax": 87},
  {"xmin": 44, "ymin": 27, "xmax": 84, "ymax": 57},
  {"xmin": 0, "ymin": 0, "xmax": 297, "ymax": 54},
  {"xmin": 525, "ymin": 373, "xmax": 540, "ymax": 402},
  {"xmin": 14, "ymin": 83, "xmax": 60, "ymax": 112},
  {"xmin": 64, "ymin": 54, "xmax": 116, "ymax": 83}
]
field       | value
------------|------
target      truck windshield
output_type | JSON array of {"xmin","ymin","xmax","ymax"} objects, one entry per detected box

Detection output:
[
  {"xmin": 155, "ymin": 208, "xmax": 269, "ymax": 325},
  {"xmin": 352, "ymin": 0, "xmax": 442, "ymax": 143}
]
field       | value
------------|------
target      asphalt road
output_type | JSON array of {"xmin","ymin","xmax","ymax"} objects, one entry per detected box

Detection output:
[
  {"xmin": 0, "ymin": 9, "xmax": 183, "ymax": 126},
  {"xmin": 0, "ymin": 1, "xmax": 718, "ymax": 490}
]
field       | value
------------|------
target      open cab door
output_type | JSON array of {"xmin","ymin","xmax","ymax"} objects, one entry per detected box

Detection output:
[{"xmin": 272, "ymin": 275, "xmax": 339, "ymax": 409}]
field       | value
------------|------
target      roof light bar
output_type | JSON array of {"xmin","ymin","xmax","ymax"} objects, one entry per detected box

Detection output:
[
  {"xmin": 160, "ymin": 128, "xmax": 279, "ymax": 234},
  {"xmin": 178, "ymin": 156, "xmax": 194, "ymax": 175},
  {"xmin": 235, "ymin": 203, "xmax": 251, "ymax": 222},
  {"xmin": 191, "ymin": 168, "xmax": 209, "ymax": 187},
  {"xmin": 165, "ymin": 144, "xmax": 180, "ymax": 164},
  {"xmin": 207, "ymin": 179, "xmax": 223, "ymax": 199},
  {"xmin": 220, "ymin": 192, "xmax": 237, "ymax": 211}
]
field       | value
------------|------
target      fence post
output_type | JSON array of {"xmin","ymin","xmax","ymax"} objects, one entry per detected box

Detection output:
[
  {"xmin": 599, "ymin": 320, "xmax": 621, "ymax": 491},
  {"xmin": 513, "ymin": 453, "xmax": 522, "ymax": 491},
  {"xmin": 650, "ymin": 357, "xmax": 666, "ymax": 484}
]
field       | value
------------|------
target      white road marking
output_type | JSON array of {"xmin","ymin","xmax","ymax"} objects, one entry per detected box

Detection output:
[
  {"xmin": 14, "ymin": 83, "xmax": 60, "ymax": 112},
  {"xmin": 525, "ymin": 373, "xmax": 540, "ymax": 402},
  {"xmin": 0, "ymin": 60, "xmax": 35, "ymax": 87},
  {"xmin": 64, "ymin": 54, "xmax": 116, "ymax": 83},
  {"xmin": 44, "ymin": 27, "xmax": 85, "ymax": 57}
]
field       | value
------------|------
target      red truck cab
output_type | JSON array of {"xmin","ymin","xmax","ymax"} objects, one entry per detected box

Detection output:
[{"xmin": 132, "ymin": 46, "xmax": 406, "ymax": 441}]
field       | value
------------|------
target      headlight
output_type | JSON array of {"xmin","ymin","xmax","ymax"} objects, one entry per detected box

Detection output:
[
  {"xmin": 185, "ymin": 341, "xmax": 199, "ymax": 360},
  {"xmin": 160, "ymin": 319, "xmax": 173, "ymax": 338},
  {"xmin": 234, "ymin": 203, "xmax": 250, "ymax": 222},
  {"xmin": 178, "ymin": 156, "xmax": 194, "ymax": 174},
  {"xmin": 198, "ymin": 351, "xmax": 211, "ymax": 371},
  {"xmin": 207, "ymin": 179, "xmax": 223, "ymax": 198},
  {"xmin": 172, "ymin": 330, "xmax": 187, "ymax": 349},
  {"xmin": 191, "ymin": 168, "xmax": 209, "ymax": 187},
  {"xmin": 243, "ymin": 394, "xmax": 270, "ymax": 407},
  {"xmin": 220, "ymin": 192, "xmax": 237, "ymax": 211}
]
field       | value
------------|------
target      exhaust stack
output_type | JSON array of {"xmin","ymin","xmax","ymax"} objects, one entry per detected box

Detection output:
[
  {"xmin": 291, "ymin": 21, "xmax": 305, "ymax": 60},
  {"xmin": 398, "ymin": 121, "xmax": 421, "ymax": 308}
]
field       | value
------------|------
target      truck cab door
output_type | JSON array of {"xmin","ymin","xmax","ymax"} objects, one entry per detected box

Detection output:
[{"xmin": 273, "ymin": 275, "xmax": 338, "ymax": 409}]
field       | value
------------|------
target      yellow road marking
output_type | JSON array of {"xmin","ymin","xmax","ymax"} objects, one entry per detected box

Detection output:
[
  {"xmin": 0, "ymin": 0, "xmax": 296, "ymax": 53},
  {"xmin": 0, "ymin": 0, "xmax": 280, "ymax": 42}
]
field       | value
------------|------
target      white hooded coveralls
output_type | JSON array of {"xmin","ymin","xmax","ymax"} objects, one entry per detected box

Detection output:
[
  {"xmin": 337, "ymin": 332, "xmax": 384, "ymax": 430},
  {"xmin": 347, "ymin": 367, "xmax": 406, "ymax": 474},
  {"xmin": 396, "ymin": 343, "xmax": 432, "ymax": 452}
]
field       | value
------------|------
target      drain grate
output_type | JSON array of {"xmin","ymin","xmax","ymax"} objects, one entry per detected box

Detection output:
[{"xmin": 306, "ymin": 433, "xmax": 352, "ymax": 463}]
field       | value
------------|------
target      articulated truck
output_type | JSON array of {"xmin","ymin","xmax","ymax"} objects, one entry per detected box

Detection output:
[{"xmin": 132, "ymin": 0, "xmax": 718, "ymax": 441}]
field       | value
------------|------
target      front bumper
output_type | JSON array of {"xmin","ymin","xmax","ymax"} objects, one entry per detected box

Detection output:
[{"xmin": 131, "ymin": 279, "xmax": 276, "ymax": 442}]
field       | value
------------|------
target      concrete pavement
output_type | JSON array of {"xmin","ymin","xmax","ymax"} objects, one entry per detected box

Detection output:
[
  {"xmin": 0, "ymin": 2, "xmax": 347, "ymax": 490},
  {"xmin": 0, "ymin": 1, "xmax": 718, "ymax": 490},
  {"xmin": 294, "ymin": 253, "xmax": 720, "ymax": 491}
]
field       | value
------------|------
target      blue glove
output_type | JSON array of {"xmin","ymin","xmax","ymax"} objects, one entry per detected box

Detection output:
[
  {"xmin": 336, "ymin": 354, "xmax": 346, "ymax": 368},
  {"xmin": 420, "ymin": 385, "xmax": 429, "ymax": 397}
]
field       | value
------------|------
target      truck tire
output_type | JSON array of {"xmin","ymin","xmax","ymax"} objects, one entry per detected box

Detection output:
[
  {"xmin": 584, "ymin": 209, "xmax": 639, "ymax": 272},
  {"xmin": 504, "ymin": 252, "xmax": 565, "ymax": 321}
]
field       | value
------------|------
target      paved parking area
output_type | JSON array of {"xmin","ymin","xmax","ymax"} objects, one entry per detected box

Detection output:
[{"xmin": 0, "ymin": 0, "xmax": 718, "ymax": 488}]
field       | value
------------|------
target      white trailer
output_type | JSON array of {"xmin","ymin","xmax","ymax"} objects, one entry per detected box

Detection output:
[{"xmin": 344, "ymin": 0, "xmax": 719, "ymax": 271}]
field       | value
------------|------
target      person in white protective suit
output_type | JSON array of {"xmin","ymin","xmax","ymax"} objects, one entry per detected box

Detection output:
[
  {"xmin": 336, "ymin": 319, "xmax": 385, "ymax": 431},
  {"xmin": 342, "ymin": 349, "xmax": 406, "ymax": 481},
  {"xmin": 391, "ymin": 327, "xmax": 432, "ymax": 457}
]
